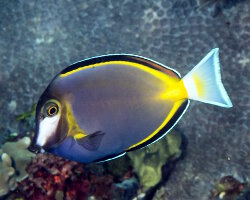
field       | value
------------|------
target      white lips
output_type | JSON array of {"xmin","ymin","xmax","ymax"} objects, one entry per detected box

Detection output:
[{"xmin": 36, "ymin": 114, "xmax": 60, "ymax": 147}]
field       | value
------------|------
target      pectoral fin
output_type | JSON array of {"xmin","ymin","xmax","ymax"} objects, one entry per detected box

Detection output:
[{"xmin": 76, "ymin": 131, "xmax": 105, "ymax": 151}]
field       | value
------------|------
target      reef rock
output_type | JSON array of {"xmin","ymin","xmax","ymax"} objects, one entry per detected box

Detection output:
[{"xmin": 211, "ymin": 175, "xmax": 248, "ymax": 200}]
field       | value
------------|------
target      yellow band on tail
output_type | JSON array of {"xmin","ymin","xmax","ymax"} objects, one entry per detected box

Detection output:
[{"xmin": 182, "ymin": 48, "xmax": 232, "ymax": 108}]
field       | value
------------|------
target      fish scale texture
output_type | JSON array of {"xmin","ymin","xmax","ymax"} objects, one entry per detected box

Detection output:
[{"xmin": 0, "ymin": 0, "xmax": 249, "ymax": 199}]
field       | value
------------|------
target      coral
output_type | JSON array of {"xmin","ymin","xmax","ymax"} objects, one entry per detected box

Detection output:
[
  {"xmin": 0, "ymin": 137, "xmax": 35, "ymax": 197},
  {"xmin": 1, "ymin": 137, "xmax": 35, "ymax": 181},
  {"xmin": 14, "ymin": 153, "xmax": 114, "ymax": 200},
  {"xmin": 127, "ymin": 129, "xmax": 182, "ymax": 189},
  {"xmin": 0, "ymin": 152, "xmax": 16, "ymax": 197}
]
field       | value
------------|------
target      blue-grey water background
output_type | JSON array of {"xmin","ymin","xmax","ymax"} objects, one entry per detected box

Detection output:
[{"xmin": 0, "ymin": 0, "xmax": 249, "ymax": 199}]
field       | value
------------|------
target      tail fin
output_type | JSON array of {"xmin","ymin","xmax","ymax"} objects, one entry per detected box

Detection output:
[{"xmin": 182, "ymin": 48, "xmax": 232, "ymax": 107}]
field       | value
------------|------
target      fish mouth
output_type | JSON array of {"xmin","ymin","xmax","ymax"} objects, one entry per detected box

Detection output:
[
  {"xmin": 29, "ymin": 129, "xmax": 43, "ymax": 153},
  {"xmin": 28, "ymin": 143, "xmax": 41, "ymax": 153},
  {"xmin": 28, "ymin": 137, "xmax": 58, "ymax": 153}
]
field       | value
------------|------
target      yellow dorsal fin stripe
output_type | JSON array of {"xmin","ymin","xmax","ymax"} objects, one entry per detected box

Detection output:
[{"xmin": 60, "ymin": 61, "xmax": 178, "ymax": 85}]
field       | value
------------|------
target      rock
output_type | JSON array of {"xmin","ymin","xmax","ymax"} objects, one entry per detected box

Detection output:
[{"xmin": 8, "ymin": 100, "xmax": 17, "ymax": 113}]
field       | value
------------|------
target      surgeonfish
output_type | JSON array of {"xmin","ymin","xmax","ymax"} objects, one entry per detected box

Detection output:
[{"xmin": 30, "ymin": 48, "xmax": 232, "ymax": 163}]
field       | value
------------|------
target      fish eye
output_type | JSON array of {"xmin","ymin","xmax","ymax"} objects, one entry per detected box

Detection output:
[
  {"xmin": 44, "ymin": 101, "xmax": 59, "ymax": 117},
  {"xmin": 47, "ymin": 105, "xmax": 58, "ymax": 116}
]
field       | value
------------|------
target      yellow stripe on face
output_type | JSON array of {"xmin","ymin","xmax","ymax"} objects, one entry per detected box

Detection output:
[
  {"xmin": 63, "ymin": 100, "xmax": 87, "ymax": 138},
  {"xmin": 60, "ymin": 61, "xmax": 179, "ymax": 86},
  {"xmin": 127, "ymin": 99, "xmax": 184, "ymax": 150},
  {"xmin": 74, "ymin": 133, "xmax": 86, "ymax": 140}
]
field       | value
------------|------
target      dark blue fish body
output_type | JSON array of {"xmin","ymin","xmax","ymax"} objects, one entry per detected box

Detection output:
[{"xmin": 31, "ymin": 49, "xmax": 232, "ymax": 163}]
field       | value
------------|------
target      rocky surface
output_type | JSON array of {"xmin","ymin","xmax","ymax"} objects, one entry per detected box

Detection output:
[{"xmin": 0, "ymin": 0, "xmax": 249, "ymax": 199}]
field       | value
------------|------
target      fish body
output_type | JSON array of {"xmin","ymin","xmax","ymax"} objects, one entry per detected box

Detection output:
[{"xmin": 31, "ymin": 49, "xmax": 232, "ymax": 163}]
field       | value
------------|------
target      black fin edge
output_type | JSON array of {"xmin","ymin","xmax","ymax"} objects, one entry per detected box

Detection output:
[{"xmin": 60, "ymin": 54, "xmax": 181, "ymax": 78}]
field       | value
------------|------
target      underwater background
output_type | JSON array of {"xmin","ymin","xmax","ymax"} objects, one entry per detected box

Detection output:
[{"xmin": 0, "ymin": 0, "xmax": 249, "ymax": 199}]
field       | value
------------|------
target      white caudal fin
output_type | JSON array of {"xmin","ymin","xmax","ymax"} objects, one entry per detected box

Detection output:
[{"xmin": 182, "ymin": 48, "xmax": 233, "ymax": 107}]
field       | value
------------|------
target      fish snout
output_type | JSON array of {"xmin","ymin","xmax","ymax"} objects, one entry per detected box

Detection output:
[{"xmin": 28, "ymin": 142, "xmax": 42, "ymax": 154}]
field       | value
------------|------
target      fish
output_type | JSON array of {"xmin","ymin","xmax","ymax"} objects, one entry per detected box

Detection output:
[{"xmin": 30, "ymin": 48, "xmax": 232, "ymax": 163}]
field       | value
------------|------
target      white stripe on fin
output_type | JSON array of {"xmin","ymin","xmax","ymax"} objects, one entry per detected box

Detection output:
[
  {"xmin": 96, "ymin": 152, "xmax": 126, "ymax": 163},
  {"xmin": 183, "ymin": 48, "xmax": 233, "ymax": 107}
]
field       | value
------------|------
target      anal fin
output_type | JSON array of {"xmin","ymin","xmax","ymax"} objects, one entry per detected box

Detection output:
[{"xmin": 94, "ymin": 152, "xmax": 126, "ymax": 163}]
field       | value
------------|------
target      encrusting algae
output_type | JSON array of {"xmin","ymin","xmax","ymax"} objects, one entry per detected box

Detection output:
[{"xmin": 128, "ymin": 129, "xmax": 182, "ymax": 189}]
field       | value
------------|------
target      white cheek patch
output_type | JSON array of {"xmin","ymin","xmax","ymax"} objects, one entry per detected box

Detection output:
[{"xmin": 36, "ymin": 114, "xmax": 60, "ymax": 147}]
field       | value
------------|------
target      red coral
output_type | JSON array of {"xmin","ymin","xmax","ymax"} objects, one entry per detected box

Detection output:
[{"xmin": 14, "ymin": 153, "xmax": 114, "ymax": 200}]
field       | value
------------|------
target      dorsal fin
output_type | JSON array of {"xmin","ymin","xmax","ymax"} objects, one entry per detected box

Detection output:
[{"xmin": 60, "ymin": 54, "xmax": 181, "ymax": 79}]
